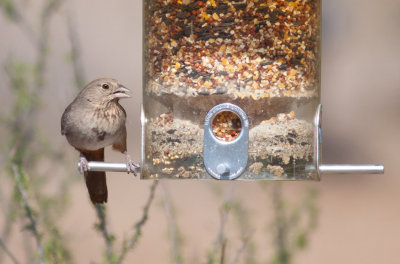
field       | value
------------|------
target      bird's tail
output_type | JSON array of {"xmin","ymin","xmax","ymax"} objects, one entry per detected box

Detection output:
[{"xmin": 82, "ymin": 149, "xmax": 107, "ymax": 204}]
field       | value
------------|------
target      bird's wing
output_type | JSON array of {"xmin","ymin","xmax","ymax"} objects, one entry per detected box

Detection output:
[
  {"xmin": 61, "ymin": 104, "xmax": 72, "ymax": 135},
  {"xmin": 112, "ymin": 126, "xmax": 127, "ymax": 153}
]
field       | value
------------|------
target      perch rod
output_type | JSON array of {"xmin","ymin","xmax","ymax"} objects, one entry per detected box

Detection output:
[
  {"xmin": 318, "ymin": 164, "xmax": 384, "ymax": 174},
  {"xmin": 78, "ymin": 162, "xmax": 384, "ymax": 175},
  {"xmin": 78, "ymin": 161, "xmax": 139, "ymax": 173}
]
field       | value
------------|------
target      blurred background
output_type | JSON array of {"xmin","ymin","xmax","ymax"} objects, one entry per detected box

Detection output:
[{"xmin": 0, "ymin": 0, "xmax": 399, "ymax": 263}]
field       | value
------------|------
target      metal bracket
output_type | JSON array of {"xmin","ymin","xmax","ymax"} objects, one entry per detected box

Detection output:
[
  {"xmin": 203, "ymin": 103, "xmax": 249, "ymax": 180},
  {"xmin": 313, "ymin": 104, "xmax": 384, "ymax": 176},
  {"xmin": 141, "ymin": 103, "xmax": 145, "ymax": 174},
  {"xmin": 314, "ymin": 104, "xmax": 322, "ymax": 179}
]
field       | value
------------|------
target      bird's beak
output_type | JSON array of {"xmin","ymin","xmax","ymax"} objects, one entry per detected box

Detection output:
[{"xmin": 113, "ymin": 84, "xmax": 131, "ymax": 99}]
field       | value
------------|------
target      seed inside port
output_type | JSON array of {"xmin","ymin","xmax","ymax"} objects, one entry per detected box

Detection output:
[{"xmin": 211, "ymin": 111, "xmax": 242, "ymax": 141}]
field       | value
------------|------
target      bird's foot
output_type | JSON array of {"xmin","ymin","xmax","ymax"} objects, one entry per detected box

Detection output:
[
  {"xmin": 125, "ymin": 153, "xmax": 140, "ymax": 176},
  {"xmin": 79, "ymin": 156, "xmax": 89, "ymax": 174}
]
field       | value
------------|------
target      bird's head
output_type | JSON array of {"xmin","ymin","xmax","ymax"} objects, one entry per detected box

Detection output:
[{"xmin": 80, "ymin": 78, "xmax": 130, "ymax": 105}]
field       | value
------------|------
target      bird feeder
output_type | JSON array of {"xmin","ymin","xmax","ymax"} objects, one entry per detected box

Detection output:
[{"xmin": 81, "ymin": 0, "xmax": 384, "ymax": 179}]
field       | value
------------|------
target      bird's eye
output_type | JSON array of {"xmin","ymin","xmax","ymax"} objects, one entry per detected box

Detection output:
[{"xmin": 102, "ymin": 84, "xmax": 109, "ymax": 89}]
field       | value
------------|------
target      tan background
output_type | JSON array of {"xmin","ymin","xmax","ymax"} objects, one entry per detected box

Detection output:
[{"xmin": 1, "ymin": 0, "xmax": 399, "ymax": 263}]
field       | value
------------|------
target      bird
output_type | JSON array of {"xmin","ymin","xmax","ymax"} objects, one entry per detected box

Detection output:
[{"xmin": 61, "ymin": 78, "xmax": 138, "ymax": 204}]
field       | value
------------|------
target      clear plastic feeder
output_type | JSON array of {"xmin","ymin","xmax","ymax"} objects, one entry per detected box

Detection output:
[{"xmin": 142, "ymin": 0, "xmax": 321, "ymax": 180}]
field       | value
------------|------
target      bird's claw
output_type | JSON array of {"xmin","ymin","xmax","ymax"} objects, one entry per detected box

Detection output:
[
  {"xmin": 79, "ymin": 156, "xmax": 89, "ymax": 174},
  {"xmin": 125, "ymin": 154, "xmax": 140, "ymax": 176}
]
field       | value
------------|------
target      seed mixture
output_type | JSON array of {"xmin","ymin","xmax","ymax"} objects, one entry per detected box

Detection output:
[
  {"xmin": 212, "ymin": 111, "xmax": 242, "ymax": 141},
  {"xmin": 144, "ymin": 0, "xmax": 320, "ymax": 99}
]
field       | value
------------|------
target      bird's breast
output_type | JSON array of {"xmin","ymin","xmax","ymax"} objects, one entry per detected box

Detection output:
[
  {"xmin": 65, "ymin": 104, "xmax": 126, "ymax": 150},
  {"xmin": 92, "ymin": 106, "xmax": 125, "ymax": 133}
]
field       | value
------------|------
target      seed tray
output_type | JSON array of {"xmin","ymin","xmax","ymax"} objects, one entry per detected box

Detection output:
[{"xmin": 142, "ymin": 111, "xmax": 314, "ymax": 179}]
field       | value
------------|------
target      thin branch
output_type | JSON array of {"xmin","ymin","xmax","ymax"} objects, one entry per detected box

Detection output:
[
  {"xmin": 94, "ymin": 204, "xmax": 115, "ymax": 262},
  {"xmin": 1, "ymin": 1, "xmax": 68, "ymax": 263},
  {"xmin": 229, "ymin": 231, "xmax": 254, "ymax": 264},
  {"xmin": 0, "ymin": 237, "xmax": 20, "ymax": 264},
  {"xmin": 35, "ymin": 0, "xmax": 66, "ymax": 89},
  {"xmin": 22, "ymin": 219, "xmax": 35, "ymax": 264},
  {"xmin": 114, "ymin": 180, "xmax": 158, "ymax": 264},
  {"xmin": 209, "ymin": 183, "xmax": 233, "ymax": 262},
  {"xmin": 0, "ymin": 189, "xmax": 18, "ymax": 263},
  {"xmin": 271, "ymin": 183, "xmax": 290, "ymax": 264},
  {"xmin": 0, "ymin": 150, "xmax": 30, "ymax": 264},
  {"xmin": 14, "ymin": 17, "xmax": 37, "ymax": 46},
  {"xmin": 8, "ymin": 0, "xmax": 67, "ymax": 156},
  {"xmin": 11, "ymin": 164, "xmax": 44, "ymax": 264},
  {"xmin": 66, "ymin": 10, "xmax": 85, "ymax": 89},
  {"xmin": 160, "ymin": 181, "xmax": 182, "ymax": 264},
  {"xmin": 0, "ymin": 0, "xmax": 38, "ymax": 46},
  {"xmin": 286, "ymin": 189, "xmax": 318, "ymax": 254},
  {"xmin": 219, "ymin": 239, "xmax": 227, "ymax": 264}
]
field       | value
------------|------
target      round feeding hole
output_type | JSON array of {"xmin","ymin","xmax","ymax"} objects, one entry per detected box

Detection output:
[{"xmin": 211, "ymin": 111, "xmax": 242, "ymax": 141}]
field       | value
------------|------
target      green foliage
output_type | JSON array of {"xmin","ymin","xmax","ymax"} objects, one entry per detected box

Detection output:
[
  {"xmin": 6, "ymin": 62, "xmax": 33, "ymax": 110},
  {"xmin": 2, "ymin": 57, "xmax": 72, "ymax": 263},
  {"xmin": 270, "ymin": 250, "xmax": 291, "ymax": 264},
  {"xmin": 43, "ymin": 227, "xmax": 71, "ymax": 264},
  {"xmin": 0, "ymin": 1, "xmax": 75, "ymax": 263},
  {"xmin": 267, "ymin": 184, "xmax": 319, "ymax": 264},
  {"xmin": 0, "ymin": 0, "xmax": 16, "ymax": 20},
  {"xmin": 230, "ymin": 200, "xmax": 258, "ymax": 264},
  {"xmin": 3, "ymin": 60, "xmax": 37, "ymax": 165},
  {"xmin": 294, "ymin": 231, "xmax": 307, "ymax": 249},
  {"xmin": 202, "ymin": 183, "xmax": 319, "ymax": 264},
  {"xmin": 93, "ymin": 204, "xmax": 118, "ymax": 264},
  {"xmin": 160, "ymin": 182, "xmax": 184, "ymax": 264}
]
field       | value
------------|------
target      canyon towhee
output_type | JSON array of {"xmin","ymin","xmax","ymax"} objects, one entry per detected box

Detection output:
[{"xmin": 61, "ymin": 78, "xmax": 138, "ymax": 204}]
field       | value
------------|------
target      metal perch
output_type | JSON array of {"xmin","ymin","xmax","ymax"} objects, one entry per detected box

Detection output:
[
  {"xmin": 78, "ymin": 161, "xmax": 140, "ymax": 174},
  {"xmin": 78, "ymin": 162, "xmax": 384, "ymax": 175}
]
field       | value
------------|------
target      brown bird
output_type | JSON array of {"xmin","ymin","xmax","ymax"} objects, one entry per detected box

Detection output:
[{"xmin": 61, "ymin": 78, "xmax": 138, "ymax": 204}]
